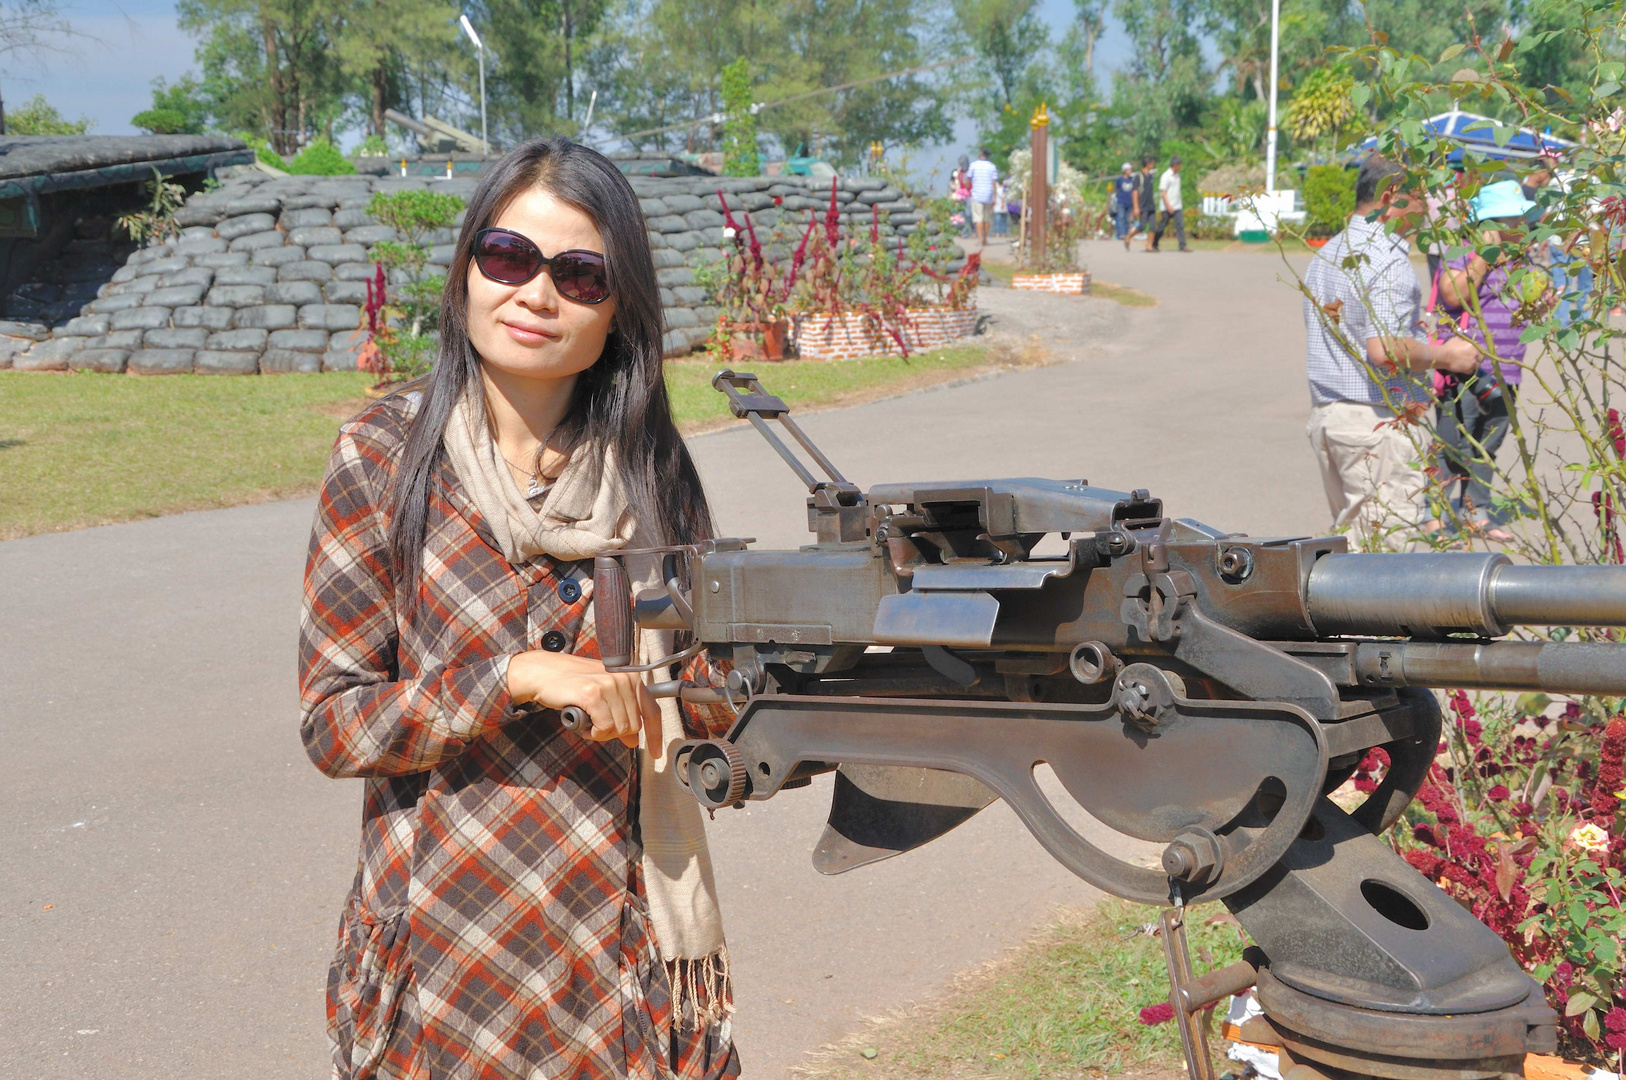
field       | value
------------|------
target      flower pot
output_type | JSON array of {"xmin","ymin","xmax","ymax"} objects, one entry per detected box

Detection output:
[
  {"xmin": 791, "ymin": 306, "xmax": 979, "ymax": 361},
  {"xmin": 1306, "ymin": 237, "xmax": 1331, "ymax": 249},
  {"xmin": 719, "ymin": 319, "xmax": 789, "ymax": 361},
  {"xmin": 1010, "ymin": 272, "xmax": 1091, "ymax": 295}
]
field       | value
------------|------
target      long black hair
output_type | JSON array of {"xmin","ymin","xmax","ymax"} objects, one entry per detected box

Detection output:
[{"xmin": 384, "ymin": 137, "xmax": 714, "ymax": 587}]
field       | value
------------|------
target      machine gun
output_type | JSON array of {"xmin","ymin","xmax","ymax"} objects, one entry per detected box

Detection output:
[{"xmin": 588, "ymin": 371, "xmax": 1626, "ymax": 1080}]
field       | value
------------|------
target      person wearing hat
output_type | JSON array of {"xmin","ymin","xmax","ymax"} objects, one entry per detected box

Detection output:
[
  {"xmin": 1431, "ymin": 178, "xmax": 1545, "ymax": 542},
  {"xmin": 1112, "ymin": 162, "xmax": 1139, "ymax": 248},
  {"xmin": 1303, "ymin": 155, "xmax": 1480, "ymax": 549}
]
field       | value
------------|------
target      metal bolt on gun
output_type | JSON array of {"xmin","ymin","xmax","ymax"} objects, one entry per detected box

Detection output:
[{"xmin": 585, "ymin": 371, "xmax": 1626, "ymax": 1080}]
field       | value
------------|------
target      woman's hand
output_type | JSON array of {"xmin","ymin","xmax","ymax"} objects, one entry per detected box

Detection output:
[{"xmin": 507, "ymin": 650, "xmax": 660, "ymax": 749}]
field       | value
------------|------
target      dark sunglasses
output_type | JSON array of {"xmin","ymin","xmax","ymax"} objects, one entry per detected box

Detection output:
[{"xmin": 472, "ymin": 227, "xmax": 611, "ymax": 304}]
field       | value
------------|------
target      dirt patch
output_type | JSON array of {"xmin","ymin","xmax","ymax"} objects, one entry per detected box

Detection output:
[{"xmin": 313, "ymin": 398, "xmax": 372, "ymax": 422}]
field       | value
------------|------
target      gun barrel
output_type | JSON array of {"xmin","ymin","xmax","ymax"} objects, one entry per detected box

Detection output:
[
  {"xmin": 1354, "ymin": 640, "xmax": 1626, "ymax": 695},
  {"xmin": 1307, "ymin": 553, "xmax": 1626, "ymax": 638}
]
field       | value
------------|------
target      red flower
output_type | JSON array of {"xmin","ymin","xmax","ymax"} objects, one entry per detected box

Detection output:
[
  {"xmin": 773, "ymin": 195, "xmax": 783, "ymax": 206},
  {"xmin": 1138, "ymin": 1002, "xmax": 1174, "ymax": 1025},
  {"xmin": 1608, "ymin": 408, "xmax": 1624, "ymax": 459},
  {"xmin": 1589, "ymin": 715, "xmax": 1626, "ymax": 822},
  {"xmin": 824, "ymin": 178, "xmax": 841, "ymax": 246},
  {"xmin": 1605, "ymin": 1006, "xmax": 1626, "ymax": 1033},
  {"xmin": 1486, "ymin": 784, "xmax": 1511, "ymax": 802}
]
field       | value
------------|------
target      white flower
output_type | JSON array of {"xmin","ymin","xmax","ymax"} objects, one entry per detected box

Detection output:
[
  {"xmin": 1569, "ymin": 822, "xmax": 1610, "ymax": 854},
  {"xmin": 723, "ymin": 227, "xmax": 737, "ymax": 240}
]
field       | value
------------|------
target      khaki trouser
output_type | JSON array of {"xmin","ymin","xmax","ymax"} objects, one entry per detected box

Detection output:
[{"xmin": 1307, "ymin": 400, "xmax": 1428, "ymax": 550}]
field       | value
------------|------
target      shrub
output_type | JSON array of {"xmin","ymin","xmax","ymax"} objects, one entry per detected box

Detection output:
[
  {"xmin": 1302, "ymin": 164, "xmax": 1355, "ymax": 238},
  {"xmin": 1278, "ymin": 9, "xmax": 1626, "ymax": 1061},
  {"xmin": 361, "ymin": 189, "xmax": 465, "ymax": 382},
  {"xmin": 286, "ymin": 138, "xmax": 356, "ymax": 176},
  {"xmin": 230, "ymin": 132, "xmax": 285, "ymax": 170},
  {"xmin": 1190, "ymin": 215, "xmax": 1233, "ymax": 241},
  {"xmin": 116, "ymin": 168, "xmax": 187, "ymax": 247},
  {"xmin": 131, "ymin": 76, "xmax": 209, "ymax": 135},
  {"xmin": 8, "ymin": 94, "xmax": 90, "ymax": 135}
]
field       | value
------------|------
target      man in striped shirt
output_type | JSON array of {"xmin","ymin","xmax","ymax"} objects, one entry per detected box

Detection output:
[{"xmin": 1303, "ymin": 155, "xmax": 1478, "ymax": 548}]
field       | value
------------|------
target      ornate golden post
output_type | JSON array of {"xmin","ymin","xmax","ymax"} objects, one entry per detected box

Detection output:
[{"xmin": 1029, "ymin": 103, "xmax": 1049, "ymax": 267}]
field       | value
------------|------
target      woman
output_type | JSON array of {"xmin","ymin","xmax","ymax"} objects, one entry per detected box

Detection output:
[
  {"xmin": 1432, "ymin": 179, "xmax": 1540, "ymax": 543},
  {"xmin": 299, "ymin": 137, "xmax": 740, "ymax": 1080}
]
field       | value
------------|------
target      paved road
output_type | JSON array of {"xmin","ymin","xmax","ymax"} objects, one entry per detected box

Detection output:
[{"xmin": 1, "ymin": 240, "xmax": 1331, "ymax": 1078}]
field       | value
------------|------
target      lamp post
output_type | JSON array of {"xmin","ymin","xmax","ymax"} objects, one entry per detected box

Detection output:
[
  {"xmin": 1264, "ymin": 0, "xmax": 1280, "ymax": 193},
  {"xmin": 459, "ymin": 14, "xmax": 489, "ymax": 156}
]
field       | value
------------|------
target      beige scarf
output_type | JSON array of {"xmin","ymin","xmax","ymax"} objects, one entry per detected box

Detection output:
[{"xmin": 443, "ymin": 389, "xmax": 731, "ymax": 1029}]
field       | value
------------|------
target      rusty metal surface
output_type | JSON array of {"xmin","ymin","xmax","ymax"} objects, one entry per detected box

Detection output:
[
  {"xmin": 679, "ymin": 685, "xmax": 1327, "ymax": 905},
  {"xmin": 593, "ymin": 372, "xmax": 1616, "ymax": 1079}
]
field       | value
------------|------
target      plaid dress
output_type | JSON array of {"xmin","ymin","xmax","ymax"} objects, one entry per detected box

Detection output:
[{"xmin": 300, "ymin": 396, "xmax": 741, "ymax": 1080}]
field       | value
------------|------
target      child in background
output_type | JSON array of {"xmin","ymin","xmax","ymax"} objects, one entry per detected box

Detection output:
[{"xmin": 1432, "ymin": 180, "xmax": 1546, "ymax": 542}]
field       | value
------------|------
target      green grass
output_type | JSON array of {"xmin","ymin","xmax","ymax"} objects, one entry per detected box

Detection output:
[
  {"xmin": 812, "ymin": 902, "xmax": 1248, "ymax": 1080},
  {"xmin": 0, "ymin": 370, "xmax": 375, "ymax": 539},
  {"xmin": 0, "ymin": 345, "xmax": 1002, "ymax": 539},
  {"xmin": 664, "ymin": 343, "xmax": 996, "ymax": 432}
]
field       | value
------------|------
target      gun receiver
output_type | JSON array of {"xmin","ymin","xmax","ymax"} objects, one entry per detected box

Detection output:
[{"xmin": 594, "ymin": 371, "xmax": 1626, "ymax": 1079}]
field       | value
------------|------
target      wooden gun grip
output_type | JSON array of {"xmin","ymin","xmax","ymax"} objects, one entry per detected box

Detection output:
[{"xmin": 594, "ymin": 554, "xmax": 634, "ymax": 669}]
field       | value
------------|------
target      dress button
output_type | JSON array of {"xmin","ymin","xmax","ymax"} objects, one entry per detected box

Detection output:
[
  {"xmin": 541, "ymin": 630, "xmax": 568, "ymax": 652},
  {"xmin": 557, "ymin": 578, "xmax": 582, "ymax": 603}
]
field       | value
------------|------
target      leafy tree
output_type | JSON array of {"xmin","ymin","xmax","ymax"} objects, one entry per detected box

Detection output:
[
  {"xmin": 178, "ymin": 0, "xmax": 349, "ymax": 155},
  {"xmin": 335, "ymin": 0, "xmax": 459, "ymax": 138},
  {"xmin": 1, "ymin": 0, "xmax": 79, "ymax": 134},
  {"xmin": 1111, "ymin": 0, "xmax": 1208, "ymax": 155},
  {"xmin": 953, "ymin": 0, "xmax": 1050, "ymax": 109},
  {"xmin": 7, "ymin": 92, "xmax": 89, "ymax": 134},
  {"xmin": 131, "ymin": 75, "xmax": 212, "ymax": 135},
  {"xmin": 719, "ymin": 56, "xmax": 758, "ymax": 176},
  {"xmin": 1287, "ymin": 63, "xmax": 1363, "ymax": 159},
  {"xmin": 588, "ymin": 0, "xmax": 948, "ymax": 169}
]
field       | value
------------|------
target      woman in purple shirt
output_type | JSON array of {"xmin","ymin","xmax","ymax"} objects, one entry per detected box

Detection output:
[{"xmin": 1433, "ymin": 180, "xmax": 1541, "ymax": 542}]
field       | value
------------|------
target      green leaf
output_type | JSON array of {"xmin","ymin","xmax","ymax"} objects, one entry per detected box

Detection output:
[
  {"xmin": 1584, "ymin": 1009, "xmax": 1601, "ymax": 1041},
  {"xmin": 1440, "ymin": 43, "xmax": 1466, "ymax": 63},
  {"xmin": 1597, "ymin": 81, "xmax": 1623, "ymax": 100},
  {"xmin": 1351, "ymin": 83, "xmax": 1371, "ymax": 109},
  {"xmin": 1565, "ymin": 991, "xmax": 1597, "ymax": 1016},
  {"xmin": 1568, "ymin": 900, "xmax": 1591, "ymax": 929}
]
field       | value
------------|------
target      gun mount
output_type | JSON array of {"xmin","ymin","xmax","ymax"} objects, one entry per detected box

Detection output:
[{"xmin": 595, "ymin": 371, "xmax": 1626, "ymax": 1079}]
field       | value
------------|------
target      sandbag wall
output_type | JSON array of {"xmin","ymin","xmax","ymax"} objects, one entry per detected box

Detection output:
[{"xmin": 3, "ymin": 166, "xmax": 956, "ymax": 374}]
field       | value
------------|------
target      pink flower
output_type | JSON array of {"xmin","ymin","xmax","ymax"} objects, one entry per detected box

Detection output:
[
  {"xmin": 1605, "ymin": 1006, "xmax": 1626, "ymax": 1033},
  {"xmin": 1486, "ymin": 785, "xmax": 1510, "ymax": 802},
  {"xmin": 1138, "ymin": 1002, "xmax": 1174, "ymax": 1025}
]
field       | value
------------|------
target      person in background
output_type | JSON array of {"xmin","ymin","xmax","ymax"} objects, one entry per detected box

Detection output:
[
  {"xmin": 1432, "ymin": 179, "xmax": 1542, "ymax": 542},
  {"xmin": 1128, "ymin": 156, "xmax": 1157, "ymax": 251},
  {"xmin": 1113, "ymin": 162, "xmax": 1138, "ymax": 249},
  {"xmin": 967, "ymin": 147, "xmax": 1000, "ymax": 248},
  {"xmin": 1303, "ymin": 155, "xmax": 1479, "ymax": 548},
  {"xmin": 1151, "ymin": 155, "xmax": 1189, "ymax": 253},
  {"xmin": 994, "ymin": 177, "xmax": 1010, "ymax": 238}
]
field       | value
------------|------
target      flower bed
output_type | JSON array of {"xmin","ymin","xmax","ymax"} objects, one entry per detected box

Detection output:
[
  {"xmin": 1011, "ymin": 272, "xmax": 1091, "ymax": 295},
  {"xmin": 704, "ymin": 179, "xmax": 977, "ymax": 362},
  {"xmin": 793, "ymin": 306, "xmax": 978, "ymax": 361}
]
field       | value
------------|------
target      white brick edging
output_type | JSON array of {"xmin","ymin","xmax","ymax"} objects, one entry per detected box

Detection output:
[
  {"xmin": 791, "ymin": 306, "xmax": 978, "ymax": 361},
  {"xmin": 1010, "ymin": 272, "xmax": 1091, "ymax": 295}
]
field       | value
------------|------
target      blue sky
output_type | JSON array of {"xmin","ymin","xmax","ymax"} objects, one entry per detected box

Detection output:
[{"xmin": 14, "ymin": 0, "xmax": 1131, "ymax": 185}]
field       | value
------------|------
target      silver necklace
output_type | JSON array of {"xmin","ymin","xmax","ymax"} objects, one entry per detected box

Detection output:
[{"xmin": 501, "ymin": 451, "xmax": 546, "ymax": 498}]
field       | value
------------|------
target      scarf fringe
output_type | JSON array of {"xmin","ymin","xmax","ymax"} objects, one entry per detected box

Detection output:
[{"xmin": 666, "ymin": 947, "xmax": 733, "ymax": 1033}]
